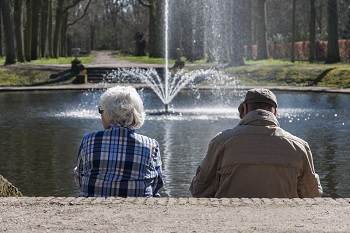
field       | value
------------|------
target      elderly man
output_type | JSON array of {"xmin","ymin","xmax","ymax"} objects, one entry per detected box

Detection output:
[
  {"xmin": 190, "ymin": 88, "xmax": 322, "ymax": 198},
  {"xmin": 75, "ymin": 86, "xmax": 163, "ymax": 197}
]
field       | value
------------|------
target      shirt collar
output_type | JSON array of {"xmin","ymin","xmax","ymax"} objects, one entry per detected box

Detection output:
[
  {"xmin": 109, "ymin": 123, "xmax": 134, "ymax": 131},
  {"xmin": 239, "ymin": 109, "xmax": 280, "ymax": 127}
]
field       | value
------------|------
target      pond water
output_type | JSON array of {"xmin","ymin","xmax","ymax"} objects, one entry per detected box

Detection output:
[{"xmin": 0, "ymin": 89, "xmax": 349, "ymax": 197}]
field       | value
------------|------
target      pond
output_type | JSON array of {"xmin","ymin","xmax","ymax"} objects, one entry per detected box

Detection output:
[{"xmin": 0, "ymin": 89, "xmax": 349, "ymax": 197}]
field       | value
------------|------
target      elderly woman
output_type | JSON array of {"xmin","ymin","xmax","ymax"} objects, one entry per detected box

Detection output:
[{"xmin": 74, "ymin": 86, "xmax": 163, "ymax": 197}]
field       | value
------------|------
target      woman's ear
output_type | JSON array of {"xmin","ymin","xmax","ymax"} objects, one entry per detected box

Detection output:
[
  {"xmin": 238, "ymin": 103, "xmax": 244, "ymax": 119},
  {"xmin": 273, "ymin": 107, "xmax": 277, "ymax": 116}
]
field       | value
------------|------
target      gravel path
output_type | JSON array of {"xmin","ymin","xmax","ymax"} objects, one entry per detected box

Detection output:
[
  {"xmin": 90, "ymin": 50, "xmax": 131, "ymax": 66},
  {"xmin": 88, "ymin": 50, "xmax": 162, "ymax": 68},
  {"xmin": 1, "ymin": 197, "xmax": 350, "ymax": 232}
]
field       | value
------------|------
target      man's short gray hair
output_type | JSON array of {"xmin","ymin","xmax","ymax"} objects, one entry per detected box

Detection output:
[{"xmin": 99, "ymin": 86, "xmax": 145, "ymax": 129}]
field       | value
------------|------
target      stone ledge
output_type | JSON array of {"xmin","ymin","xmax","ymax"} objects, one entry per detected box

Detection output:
[
  {"xmin": 1, "ymin": 197, "xmax": 350, "ymax": 232},
  {"xmin": 1, "ymin": 197, "xmax": 349, "ymax": 207},
  {"xmin": 0, "ymin": 84, "xmax": 350, "ymax": 94}
]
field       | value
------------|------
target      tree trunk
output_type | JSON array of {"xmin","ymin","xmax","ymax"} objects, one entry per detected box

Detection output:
[
  {"xmin": 326, "ymin": 0, "xmax": 340, "ymax": 63},
  {"xmin": 14, "ymin": 0, "xmax": 25, "ymax": 62},
  {"xmin": 24, "ymin": 0, "xmax": 32, "ymax": 61},
  {"xmin": 181, "ymin": 0, "xmax": 194, "ymax": 61},
  {"xmin": 0, "ymin": 7, "xmax": 4, "ymax": 56},
  {"xmin": 309, "ymin": 0, "xmax": 316, "ymax": 63},
  {"xmin": 90, "ymin": 23, "xmax": 95, "ymax": 51},
  {"xmin": 53, "ymin": 0, "xmax": 65, "ymax": 58},
  {"xmin": 245, "ymin": 0, "xmax": 253, "ymax": 60},
  {"xmin": 256, "ymin": 0, "xmax": 268, "ymax": 60},
  {"xmin": 40, "ymin": 0, "xmax": 49, "ymax": 57},
  {"xmin": 1, "ymin": 0, "xmax": 17, "ymax": 64},
  {"xmin": 47, "ymin": 0, "xmax": 53, "ymax": 57},
  {"xmin": 291, "ymin": 0, "xmax": 296, "ymax": 63},
  {"xmin": 148, "ymin": 0, "xmax": 163, "ymax": 57},
  {"xmin": 59, "ymin": 13, "xmax": 68, "ymax": 56},
  {"xmin": 193, "ymin": 0, "xmax": 205, "ymax": 60},
  {"xmin": 169, "ymin": 0, "xmax": 181, "ymax": 59},
  {"xmin": 31, "ymin": 0, "xmax": 41, "ymax": 60},
  {"xmin": 228, "ymin": 0, "xmax": 245, "ymax": 66}
]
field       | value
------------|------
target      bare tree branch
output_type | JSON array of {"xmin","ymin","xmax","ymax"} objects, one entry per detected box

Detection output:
[
  {"xmin": 137, "ymin": 0, "xmax": 151, "ymax": 8},
  {"xmin": 67, "ymin": 0, "xmax": 93, "ymax": 27}
]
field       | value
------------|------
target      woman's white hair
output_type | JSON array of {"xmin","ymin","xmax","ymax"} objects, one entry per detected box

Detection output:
[{"xmin": 99, "ymin": 86, "xmax": 145, "ymax": 129}]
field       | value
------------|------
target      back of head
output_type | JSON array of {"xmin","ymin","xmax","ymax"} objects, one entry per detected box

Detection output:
[
  {"xmin": 239, "ymin": 88, "xmax": 278, "ymax": 118},
  {"xmin": 247, "ymin": 102, "xmax": 275, "ymax": 112},
  {"xmin": 99, "ymin": 86, "xmax": 145, "ymax": 129}
]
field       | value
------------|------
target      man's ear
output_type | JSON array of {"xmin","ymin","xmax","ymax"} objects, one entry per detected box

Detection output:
[
  {"xmin": 239, "ymin": 103, "xmax": 247, "ymax": 119},
  {"xmin": 243, "ymin": 103, "xmax": 248, "ymax": 115}
]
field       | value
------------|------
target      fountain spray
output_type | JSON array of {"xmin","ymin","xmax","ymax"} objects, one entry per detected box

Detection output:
[{"xmin": 164, "ymin": 0, "xmax": 169, "ymax": 113}]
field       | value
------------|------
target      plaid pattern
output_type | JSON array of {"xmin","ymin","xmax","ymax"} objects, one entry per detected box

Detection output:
[{"xmin": 75, "ymin": 125, "xmax": 163, "ymax": 197}]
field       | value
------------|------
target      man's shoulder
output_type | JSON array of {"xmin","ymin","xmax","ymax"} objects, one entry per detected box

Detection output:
[
  {"xmin": 210, "ymin": 128, "xmax": 237, "ymax": 146},
  {"xmin": 277, "ymin": 127, "xmax": 310, "ymax": 148}
]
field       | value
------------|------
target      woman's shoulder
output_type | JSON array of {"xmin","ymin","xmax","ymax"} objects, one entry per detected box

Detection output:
[
  {"xmin": 133, "ymin": 132, "xmax": 159, "ymax": 147},
  {"xmin": 80, "ymin": 129, "xmax": 109, "ymax": 143}
]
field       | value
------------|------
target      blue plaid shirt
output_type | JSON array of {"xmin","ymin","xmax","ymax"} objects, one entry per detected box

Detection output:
[{"xmin": 75, "ymin": 125, "xmax": 163, "ymax": 197}]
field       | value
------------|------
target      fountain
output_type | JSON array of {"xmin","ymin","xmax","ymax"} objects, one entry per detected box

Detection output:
[{"xmin": 104, "ymin": 0, "xmax": 237, "ymax": 114}]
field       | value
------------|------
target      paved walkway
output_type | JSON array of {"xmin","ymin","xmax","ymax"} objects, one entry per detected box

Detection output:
[
  {"xmin": 88, "ymin": 50, "xmax": 162, "ymax": 68},
  {"xmin": 1, "ymin": 197, "xmax": 350, "ymax": 232}
]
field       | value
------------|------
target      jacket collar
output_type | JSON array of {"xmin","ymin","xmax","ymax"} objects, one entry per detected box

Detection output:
[{"xmin": 239, "ymin": 109, "xmax": 280, "ymax": 127}]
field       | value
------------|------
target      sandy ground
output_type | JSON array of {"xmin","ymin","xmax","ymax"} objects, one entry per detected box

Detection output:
[{"xmin": 1, "ymin": 197, "xmax": 350, "ymax": 232}]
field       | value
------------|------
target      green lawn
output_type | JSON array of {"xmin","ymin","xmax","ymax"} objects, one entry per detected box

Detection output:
[
  {"xmin": 29, "ymin": 55, "xmax": 94, "ymax": 65},
  {"xmin": 0, "ymin": 68, "xmax": 51, "ymax": 86},
  {"xmin": 224, "ymin": 59, "xmax": 350, "ymax": 88}
]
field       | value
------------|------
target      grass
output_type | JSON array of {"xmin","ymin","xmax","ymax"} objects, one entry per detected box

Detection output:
[
  {"xmin": 115, "ymin": 54, "xmax": 175, "ymax": 65},
  {"xmin": 29, "ymin": 55, "xmax": 94, "ymax": 65},
  {"xmin": 0, "ymin": 68, "xmax": 51, "ymax": 86},
  {"xmin": 224, "ymin": 59, "xmax": 350, "ymax": 88}
]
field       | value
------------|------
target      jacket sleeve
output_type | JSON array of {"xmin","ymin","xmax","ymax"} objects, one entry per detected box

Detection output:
[
  {"xmin": 190, "ymin": 139, "xmax": 222, "ymax": 197},
  {"xmin": 151, "ymin": 141, "xmax": 164, "ymax": 197},
  {"xmin": 297, "ymin": 144, "xmax": 323, "ymax": 198}
]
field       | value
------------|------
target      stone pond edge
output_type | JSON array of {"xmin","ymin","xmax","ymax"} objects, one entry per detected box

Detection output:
[
  {"xmin": 1, "ymin": 197, "xmax": 350, "ymax": 207},
  {"xmin": 0, "ymin": 84, "xmax": 350, "ymax": 94}
]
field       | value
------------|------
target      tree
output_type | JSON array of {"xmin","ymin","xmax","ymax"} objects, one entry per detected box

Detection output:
[
  {"xmin": 47, "ymin": 0, "xmax": 53, "ymax": 57},
  {"xmin": 40, "ymin": 0, "xmax": 49, "ymax": 57},
  {"xmin": 326, "ymin": 0, "xmax": 340, "ymax": 63},
  {"xmin": 14, "ymin": 0, "xmax": 25, "ymax": 62},
  {"xmin": 0, "ymin": 7, "xmax": 3, "ymax": 56},
  {"xmin": 1, "ymin": 0, "xmax": 17, "ymax": 64},
  {"xmin": 138, "ymin": 0, "xmax": 164, "ymax": 57},
  {"xmin": 31, "ymin": 0, "xmax": 41, "ymax": 60},
  {"xmin": 309, "ymin": 0, "xmax": 316, "ymax": 62},
  {"xmin": 291, "ymin": 0, "xmax": 296, "ymax": 62},
  {"xmin": 53, "ymin": 0, "xmax": 65, "ymax": 57},
  {"xmin": 192, "ymin": 0, "xmax": 205, "ymax": 60},
  {"xmin": 228, "ymin": 0, "xmax": 245, "ymax": 66},
  {"xmin": 24, "ymin": 0, "xmax": 32, "ymax": 61},
  {"xmin": 256, "ymin": 0, "xmax": 268, "ymax": 59},
  {"xmin": 245, "ymin": 0, "xmax": 253, "ymax": 60},
  {"xmin": 181, "ymin": 0, "xmax": 194, "ymax": 60}
]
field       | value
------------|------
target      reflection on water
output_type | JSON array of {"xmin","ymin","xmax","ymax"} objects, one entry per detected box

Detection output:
[{"xmin": 0, "ymin": 90, "xmax": 349, "ymax": 197}]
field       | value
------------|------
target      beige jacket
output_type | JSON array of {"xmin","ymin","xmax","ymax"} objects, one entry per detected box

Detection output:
[{"xmin": 190, "ymin": 110, "xmax": 322, "ymax": 198}]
